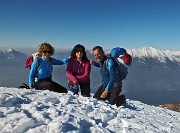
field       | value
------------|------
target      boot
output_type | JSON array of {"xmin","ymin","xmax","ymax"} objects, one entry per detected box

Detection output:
[{"xmin": 116, "ymin": 94, "xmax": 126, "ymax": 106}]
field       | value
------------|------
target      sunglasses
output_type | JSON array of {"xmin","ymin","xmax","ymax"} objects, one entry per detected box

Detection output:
[{"xmin": 42, "ymin": 50, "xmax": 52, "ymax": 54}]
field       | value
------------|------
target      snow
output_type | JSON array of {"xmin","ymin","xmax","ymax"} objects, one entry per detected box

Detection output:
[
  {"xmin": 0, "ymin": 87, "xmax": 180, "ymax": 133},
  {"xmin": 127, "ymin": 47, "xmax": 180, "ymax": 63},
  {"xmin": 1, "ymin": 46, "xmax": 180, "ymax": 63}
]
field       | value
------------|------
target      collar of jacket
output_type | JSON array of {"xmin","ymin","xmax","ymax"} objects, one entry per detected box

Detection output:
[{"xmin": 100, "ymin": 56, "xmax": 107, "ymax": 64}]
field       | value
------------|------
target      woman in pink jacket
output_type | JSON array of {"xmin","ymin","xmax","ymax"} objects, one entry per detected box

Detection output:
[{"xmin": 66, "ymin": 44, "xmax": 91, "ymax": 97}]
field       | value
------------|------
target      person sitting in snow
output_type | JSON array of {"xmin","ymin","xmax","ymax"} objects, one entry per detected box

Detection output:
[
  {"xmin": 29, "ymin": 42, "xmax": 69, "ymax": 93},
  {"xmin": 90, "ymin": 46, "xmax": 125, "ymax": 106},
  {"xmin": 66, "ymin": 44, "xmax": 91, "ymax": 97}
]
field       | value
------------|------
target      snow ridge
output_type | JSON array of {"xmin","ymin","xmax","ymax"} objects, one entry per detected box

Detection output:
[
  {"xmin": 127, "ymin": 47, "xmax": 180, "ymax": 62},
  {"xmin": 1, "ymin": 47, "xmax": 180, "ymax": 63},
  {"xmin": 0, "ymin": 87, "xmax": 180, "ymax": 133}
]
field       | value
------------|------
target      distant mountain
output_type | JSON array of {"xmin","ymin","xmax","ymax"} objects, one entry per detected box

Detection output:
[
  {"xmin": 0, "ymin": 49, "xmax": 27, "ymax": 65},
  {"xmin": 129, "ymin": 47, "xmax": 180, "ymax": 63}
]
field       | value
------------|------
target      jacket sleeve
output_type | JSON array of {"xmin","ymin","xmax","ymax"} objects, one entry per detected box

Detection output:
[
  {"xmin": 104, "ymin": 59, "xmax": 117, "ymax": 91},
  {"xmin": 66, "ymin": 58, "xmax": 78, "ymax": 82},
  {"xmin": 75, "ymin": 61, "xmax": 91, "ymax": 81},
  {"xmin": 51, "ymin": 57, "xmax": 70, "ymax": 65},
  {"xmin": 29, "ymin": 60, "xmax": 38, "ymax": 87},
  {"xmin": 94, "ymin": 62, "xmax": 100, "ymax": 67}
]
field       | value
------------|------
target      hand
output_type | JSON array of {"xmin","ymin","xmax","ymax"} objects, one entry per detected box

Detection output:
[
  {"xmin": 100, "ymin": 90, "xmax": 109, "ymax": 98},
  {"xmin": 72, "ymin": 80, "xmax": 79, "ymax": 85},
  {"xmin": 90, "ymin": 60, "xmax": 95, "ymax": 65}
]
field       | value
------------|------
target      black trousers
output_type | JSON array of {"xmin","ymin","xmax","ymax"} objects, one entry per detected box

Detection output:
[
  {"xmin": 36, "ymin": 80, "xmax": 68, "ymax": 93},
  {"xmin": 79, "ymin": 82, "xmax": 91, "ymax": 97},
  {"xmin": 93, "ymin": 83, "xmax": 122, "ymax": 105}
]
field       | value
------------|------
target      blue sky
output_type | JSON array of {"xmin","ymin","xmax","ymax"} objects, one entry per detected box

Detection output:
[{"xmin": 0, "ymin": 0, "xmax": 180, "ymax": 50}]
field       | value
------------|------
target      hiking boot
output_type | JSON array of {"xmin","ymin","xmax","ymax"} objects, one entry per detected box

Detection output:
[
  {"xmin": 116, "ymin": 95, "xmax": 126, "ymax": 107},
  {"xmin": 69, "ymin": 85, "xmax": 79, "ymax": 95}
]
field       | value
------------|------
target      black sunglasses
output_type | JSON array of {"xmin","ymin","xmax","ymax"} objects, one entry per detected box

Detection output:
[{"xmin": 43, "ymin": 50, "xmax": 52, "ymax": 54}]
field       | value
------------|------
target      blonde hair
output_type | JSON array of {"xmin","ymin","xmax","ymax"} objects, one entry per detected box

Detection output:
[{"xmin": 38, "ymin": 42, "xmax": 55, "ymax": 55}]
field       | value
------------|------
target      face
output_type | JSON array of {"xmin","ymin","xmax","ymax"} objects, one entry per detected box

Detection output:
[
  {"xmin": 42, "ymin": 48, "xmax": 52, "ymax": 59},
  {"xmin": 75, "ymin": 49, "xmax": 84, "ymax": 59},
  {"xmin": 93, "ymin": 48, "xmax": 104, "ymax": 62}
]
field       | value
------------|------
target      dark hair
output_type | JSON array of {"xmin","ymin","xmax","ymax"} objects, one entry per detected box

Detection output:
[
  {"xmin": 92, "ymin": 46, "xmax": 104, "ymax": 53},
  {"xmin": 71, "ymin": 44, "xmax": 88, "ymax": 62}
]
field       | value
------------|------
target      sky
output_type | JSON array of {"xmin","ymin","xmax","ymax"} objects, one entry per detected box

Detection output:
[
  {"xmin": 0, "ymin": 0, "xmax": 180, "ymax": 50},
  {"xmin": 0, "ymin": 87, "xmax": 180, "ymax": 132}
]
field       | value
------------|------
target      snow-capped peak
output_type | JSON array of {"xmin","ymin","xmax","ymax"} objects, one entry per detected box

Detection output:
[
  {"xmin": 0, "ymin": 48, "xmax": 27, "ymax": 62},
  {"xmin": 128, "ymin": 46, "xmax": 180, "ymax": 62},
  {"xmin": 7, "ymin": 48, "xmax": 14, "ymax": 52}
]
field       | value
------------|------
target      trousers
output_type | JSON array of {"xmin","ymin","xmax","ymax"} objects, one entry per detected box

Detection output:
[
  {"xmin": 36, "ymin": 80, "xmax": 67, "ymax": 93},
  {"xmin": 93, "ymin": 83, "xmax": 122, "ymax": 105}
]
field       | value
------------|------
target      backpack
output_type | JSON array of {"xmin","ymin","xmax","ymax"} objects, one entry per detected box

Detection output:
[
  {"xmin": 106, "ymin": 47, "xmax": 132, "ymax": 81},
  {"xmin": 24, "ymin": 52, "xmax": 53, "ymax": 72},
  {"xmin": 24, "ymin": 53, "xmax": 41, "ymax": 69}
]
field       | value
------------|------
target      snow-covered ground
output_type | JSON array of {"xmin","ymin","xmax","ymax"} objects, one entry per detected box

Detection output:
[{"xmin": 0, "ymin": 87, "xmax": 180, "ymax": 133}]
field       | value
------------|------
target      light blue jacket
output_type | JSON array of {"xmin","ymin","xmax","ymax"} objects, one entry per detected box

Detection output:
[
  {"xmin": 29, "ymin": 57, "xmax": 69, "ymax": 87},
  {"xmin": 95, "ymin": 56, "xmax": 121, "ymax": 91}
]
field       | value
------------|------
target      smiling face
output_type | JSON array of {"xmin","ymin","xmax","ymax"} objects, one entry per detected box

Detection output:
[
  {"xmin": 75, "ymin": 50, "xmax": 84, "ymax": 60},
  {"xmin": 38, "ymin": 43, "xmax": 54, "ymax": 59},
  {"xmin": 42, "ymin": 48, "xmax": 52, "ymax": 59},
  {"xmin": 93, "ymin": 48, "xmax": 104, "ymax": 62}
]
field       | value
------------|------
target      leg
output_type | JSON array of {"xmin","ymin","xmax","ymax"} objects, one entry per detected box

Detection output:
[
  {"xmin": 108, "ymin": 86, "xmax": 122, "ymax": 105},
  {"xmin": 116, "ymin": 94, "xmax": 126, "ymax": 106},
  {"xmin": 93, "ymin": 84, "xmax": 106, "ymax": 99},
  {"xmin": 79, "ymin": 83, "xmax": 90, "ymax": 97},
  {"xmin": 51, "ymin": 81, "xmax": 68, "ymax": 93},
  {"xmin": 36, "ymin": 81, "xmax": 53, "ymax": 90}
]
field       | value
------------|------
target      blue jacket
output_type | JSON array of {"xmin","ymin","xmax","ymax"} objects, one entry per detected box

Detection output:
[
  {"xmin": 95, "ymin": 56, "xmax": 120, "ymax": 91},
  {"xmin": 29, "ymin": 57, "xmax": 69, "ymax": 87}
]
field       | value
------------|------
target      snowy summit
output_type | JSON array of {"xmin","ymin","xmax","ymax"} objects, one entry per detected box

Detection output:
[
  {"xmin": 128, "ymin": 47, "xmax": 180, "ymax": 63},
  {"xmin": 0, "ymin": 87, "xmax": 180, "ymax": 133}
]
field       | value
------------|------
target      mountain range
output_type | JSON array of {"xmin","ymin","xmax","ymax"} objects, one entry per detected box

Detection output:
[{"xmin": 0, "ymin": 47, "xmax": 180, "ymax": 105}]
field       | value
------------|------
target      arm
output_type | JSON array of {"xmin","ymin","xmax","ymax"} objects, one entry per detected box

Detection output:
[
  {"xmin": 66, "ymin": 58, "xmax": 78, "ymax": 84},
  {"xmin": 90, "ymin": 60, "xmax": 100, "ymax": 67},
  {"xmin": 75, "ymin": 61, "xmax": 91, "ymax": 80},
  {"xmin": 51, "ymin": 57, "xmax": 70, "ymax": 65},
  {"xmin": 29, "ymin": 60, "xmax": 38, "ymax": 88},
  {"xmin": 104, "ymin": 59, "xmax": 117, "ymax": 91}
]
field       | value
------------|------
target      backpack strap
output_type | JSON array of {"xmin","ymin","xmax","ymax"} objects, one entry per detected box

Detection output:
[
  {"xmin": 105, "ymin": 57, "xmax": 117, "ymax": 70},
  {"xmin": 35, "ymin": 58, "xmax": 41, "ymax": 74},
  {"xmin": 35, "ymin": 57, "xmax": 53, "ymax": 79},
  {"xmin": 35, "ymin": 57, "xmax": 53, "ymax": 73},
  {"xmin": 106, "ymin": 57, "xmax": 123, "ymax": 81}
]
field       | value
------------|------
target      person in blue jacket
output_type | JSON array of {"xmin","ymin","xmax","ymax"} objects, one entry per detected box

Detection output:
[
  {"xmin": 91, "ymin": 46, "xmax": 124, "ymax": 106},
  {"xmin": 29, "ymin": 42, "xmax": 69, "ymax": 93}
]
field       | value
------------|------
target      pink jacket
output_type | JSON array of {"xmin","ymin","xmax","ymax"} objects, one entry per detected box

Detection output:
[{"xmin": 66, "ymin": 57, "xmax": 91, "ymax": 84}]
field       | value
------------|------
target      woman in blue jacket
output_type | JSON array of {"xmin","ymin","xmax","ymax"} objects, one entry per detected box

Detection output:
[{"xmin": 29, "ymin": 42, "xmax": 69, "ymax": 93}]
